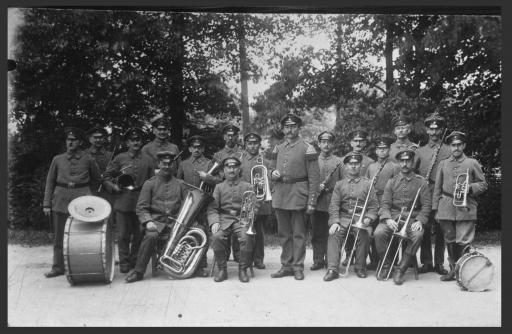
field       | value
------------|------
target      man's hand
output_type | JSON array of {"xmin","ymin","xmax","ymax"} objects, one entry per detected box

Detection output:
[
  {"xmin": 146, "ymin": 221, "xmax": 158, "ymax": 231},
  {"xmin": 198, "ymin": 171, "xmax": 208, "ymax": 180},
  {"xmin": 411, "ymin": 221, "xmax": 423, "ymax": 232},
  {"xmin": 270, "ymin": 170, "xmax": 281, "ymax": 181},
  {"xmin": 43, "ymin": 207, "xmax": 51, "ymax": 217},
  {"xmin": 112, "ymin": 184, "xmax": 121, "ymax": 193},
  {"xmin": 386, "ymin": 219, "xmax": 398, "ymax": 230},
  {"xmin": 211, "ymin": 223, "xmax": 220, "ymax": 234},
  {"xmin": 318, "ymin": 183, "xmax": 326, "ymax": 192},
  {"xmin": 362, "ymin": 217, "xmax": 372, "ymax": 227},
  {"xmin": 329, "ymin": 223, "xmax": 340, "ymax": 235},
  {"xmin": 306, "ymin": 205, "xmax": 315, "ymax": 215}
]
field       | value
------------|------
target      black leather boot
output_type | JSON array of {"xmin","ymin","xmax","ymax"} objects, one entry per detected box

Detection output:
[
  {"xmin": 441, "ymin": 243, "xmax": 456, "ymax": 282},
  {"xmin": 238, "ymin": 251, "xmax": 252, "ymax": 282},
  {"xmin": 214, "ymin": 250, "xmax": 228, "ymax": 282},
  {"xmin": 239, "ymin": 266, "xmax": 249, "ymax": 282},
  {"xmin": 393, "ymin": 253, "xmax": 413, "ymax": 285}
]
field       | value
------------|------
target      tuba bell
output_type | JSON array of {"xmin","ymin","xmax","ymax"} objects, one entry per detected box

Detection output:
[
  {"xmin": 199, "ymin": 160, "xmax": 221, "ymax": 194},
  {"xmin": 453, "ymin": 168, "xmax": 469, "ymax": 208},
  {"xmin": 240, "ymin": 190, "xmax": 257, "ymax": 235},
  {"xmin": 251, "ymin": 160, "xmax": 272, "ymax": 202},
  {"xmin": 158, "ymin": 183, "xmax": 210, "ymax": 279}
]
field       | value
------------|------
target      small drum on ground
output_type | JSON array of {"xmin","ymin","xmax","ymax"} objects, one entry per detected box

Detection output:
[
  {"xmin": 455, "ymin": 247, "xmax": 494, "ymax": 292},
  {"xmin": 64, "ymin": 195, "xmax": 114, "ymax": 285}
]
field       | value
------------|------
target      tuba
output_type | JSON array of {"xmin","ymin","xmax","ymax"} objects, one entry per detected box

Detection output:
[
  {"xmin": 240, "ymin": 190, "xmax": 257, "ymax": 235},
  {"xmin": 199, "ymin": 160, "xmax": 221, "ymax": 194},
  {"xmin": 453, "ymin": 168, "xmax": 469, "ymax": 208},
  {"xmin": 251, "ymin": 160, "xmax": 272, "ymax": 202},
  {"xmin": 158, "ymin": 183, "xmax": 210, "ymax": 279}
]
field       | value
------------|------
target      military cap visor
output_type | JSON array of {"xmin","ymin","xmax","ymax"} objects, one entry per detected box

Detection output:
[
  {"xmin": 87, "ymin": 126, "xmax": 108, "ymax": 137},
  {"xmin": 446, "ymin": 131, "xmax": 466, "ymax": 144},
  {"xmin": 395, "ymin": 149, "xmax": 416, "ymax": 161},
  {"xmin": 280, "ymin": 113, "xmax": 302, "ymax": 127},
  {"xmin": 424, "ymin": 115, "xmax": 446, "ymax": 129},
  {"xmin": 317, "ymin": 131, "xmax": 335, "ymax": 142},
  {"xmin": 244, "ymin": 133, "xmax": 262, "ymax": 142},
  {"xmin": 348, "ymin": 130, "xmax": 368, "ymax": 141},
  {"xmin": 374, "ymin": 137, "xmax": 393, "ymax": 148},
  {"xmin": 223, "ymin": 124, "xmax": 240, "ymax": 134},
  {"xmin": 151, "ymin": 117, "xmax": 171, "ymax": 128},
  {"xmin": 187, "ymin": 135, "xmax": 205, "ymax": 147},
  {"xmin": 343, "ymin": 152, "xmax": 363, "ymax": 164},
  {"xmin": 156, "ymin": 149, "xmax": 179, "ymax": 161},
  {"xmin": 222, "ymin": 156, "xmax": 241, "ymax": 167},
  {"xmin": 393, "ymin": 116, "xmax": 411, "ymax": 127},
  {"xmin": 124, "ymin": 127, "xmax": 144, "ymax": 140},
  {"xmin": 64, "ymin": 127, "xmax": 84, "ymax": 140}
]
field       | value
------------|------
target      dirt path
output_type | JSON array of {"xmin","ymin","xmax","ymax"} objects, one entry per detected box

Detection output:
[{"xmin": 8, "ymin": 244, "xmax": 501, "ymax": 327}]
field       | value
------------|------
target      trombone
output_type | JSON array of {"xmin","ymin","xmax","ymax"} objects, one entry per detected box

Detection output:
[
  {"xmin": 339, "ymin": 175, "xmax": 376, "ymax": 277},
  {"xmin": 453, "ymin": 168, "xmax": 469, "ymax": 208},
  {"xmin": 375, "ymin": 185, "xmax": 424, "ymax": 281}
]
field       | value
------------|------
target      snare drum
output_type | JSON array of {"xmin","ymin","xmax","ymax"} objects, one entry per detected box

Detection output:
[
  {"xmin": 63, "ymin": 195, "xmax": 114, "ymax": 285},
  {"xmin": 455, "ymin": 250, "xmax": 494, "ymax": 292}
]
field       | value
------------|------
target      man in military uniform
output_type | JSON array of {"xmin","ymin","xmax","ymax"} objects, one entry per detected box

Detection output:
[
  {"xmin": 389, "ymin": 115, "xmax": 417, "ymax": 163},
  {"xmin": 324, "ymin": 152, "xmax": 378, "ymax": 281},
  {"xmin": 126, "ymin": 149, "xmax": 188, "ymax": 283},
  {"xmin": 365, "ymin": 136, "xmax": 400, "ymax": 270},
  {"xmin": 433, "ymin": 131, "xmax": 488, "ymax": 282},
  {"xmin": 103, "ymin": 127, "xmax": 155, "ymax": 273},
  {"xmin": 177, "ymin": 135, "xmax": 218, "ymax": 277},
  {"xmin": 141, "ymin": 116, "xmax": 181, "ymax": 172},
  {"xmin": 415, "ymin": 112, "xmax": 451, "ymax": 275},
  {"xmin": 43, "ymin": 127, "xmax": 102, "ymax": 278},
  {"xmin": 212, "ymin": 124, "xmax": 244, "ymax": 262},
  {"xmin": 240, "ymin": 132, "xmax": 272, "ymax": 269},
  {"xmin": 207, "ymin": 156, "xmax": 257, "ymax": 282},
  {"xmin": 310, "ymin": 131, "xmax": 343, "ymax": 271},
  {"xmin": 269, "ymin": 113, "xmax": 320, "ymax": 280},
  {"xmin": 85, "ymin": 126, "xmax": 112, "ymax": 193},
  {"xmin": 374, "ymin": 148, "xmax": 431, "ymax": 285}
]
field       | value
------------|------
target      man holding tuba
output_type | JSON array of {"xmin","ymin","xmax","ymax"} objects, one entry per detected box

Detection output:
[
  {"xmin": 240, "ymin": 132, "xmax": 272, "ymax": 270},
  {"xmin": 126, "ymin": 149, "xmax": 188, "ymax": 283},
  {"xmin": 433, "ymin": 131, "xmax": 488, "ymax": 282},
  {"xmin": 374, "ymin": 148, "xmax": 431, "ymax": 285},
  {"xmin": 103, "ymin": 127, "xmax": 154, "ymax": 274},
  {"xmin": 207, "ymin": 156, "xmax": 258, "ymax": 283}
]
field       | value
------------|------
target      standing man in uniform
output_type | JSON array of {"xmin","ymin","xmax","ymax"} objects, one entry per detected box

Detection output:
[
  {"xmin": 374, "ymin": 148, "xmax": 431, "ymax": 285},
  {"xmin": 103, "ymin": 127, "xmax": 154, "ymax": 274},
  {"xmin": 433, "ymin": 131, "xmax": 487, "ymax": 281},
  {"xmin": 324, "ymin": 152, "xmax": 379, "ymax": 281},
  {"xmin": 43, "ymin": 127, "xmax": 102, "ymax": 278},
  {"xmin": 365, "ymin": 136, "xmax": 400, "ymax": 270},
  {"xmin": 126, "ymin": 149, "xmax": 188, "ymax": 283},
  {"xmin": 85, "ymin": 126, "xmax": 112, "ymax": 194},
  {"xmin": 239, "ymin": 132, "xmax": 272, "ymax": 269},
  {"xmin": 389, "ymin": 115, "xmax": 417, "ymax": 163},
  {"xmin": 269, "ymin": 113, "xmax": 320, "ymax": 280},
  {"xmin": 415, "ymin": 112, "xmax": 451, "ymax": 275},
  {"xmin": 176, "ymin": 135, "xmax": 218, "ymax": 277},
  {"xmin": 141, "ymin": 116, "xmax": 181, "ymax": 173},
  {"xmin": 310, "ymin": 131, "xmax": 343, "ymax": 271},
  {"xmin": 212, "ymin": 124, "xmax": 244, "ymax": 262},
  {"xmin": 208, "ymin": 157, "xmax": 257, "ymax": 283}
]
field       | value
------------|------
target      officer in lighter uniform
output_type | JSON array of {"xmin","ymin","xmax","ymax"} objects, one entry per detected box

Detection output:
[
  {"xmin": 433, "ymin": 131, "xmax": 488, "ymax": 282},
  {"xmin": 240, "ymin": 132, "xmax": 271, "ymax": 269},
  {"xmin": 311, "ymin": 131, "xmax": 343, "ymax": 271},
  {"xmin": 269, "ymin": 113, "xmax": 321, "ymax": 280},
  {"xmin": 43, "ymin": 127, "xmax": 102, "ymax": 278},
  {"xmin": 375, "ymin": 148, "xmax": 431, "ymax": 285},
  {"xmin": 415, "ymin": 112, "xmax": 451, "ymax": 275}
]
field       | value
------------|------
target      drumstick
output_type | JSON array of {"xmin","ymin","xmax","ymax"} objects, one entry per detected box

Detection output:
[{"xmin": 465, "ymin": 260, "xmax": 493, "ymax": 287}]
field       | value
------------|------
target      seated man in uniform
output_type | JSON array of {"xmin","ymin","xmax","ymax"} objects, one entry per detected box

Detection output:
[{"xmin": 125, "ymin": 149, "xmax": 188, "ymax": 283}]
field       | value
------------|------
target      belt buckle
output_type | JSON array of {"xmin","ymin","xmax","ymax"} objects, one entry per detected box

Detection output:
[
  {"xmin": 68, "ymin": 182, "xmax": 75, "ymax": 189},
  {"xmin": 282, "ymin": 176, "xmax": 289, "ymax": 183}
]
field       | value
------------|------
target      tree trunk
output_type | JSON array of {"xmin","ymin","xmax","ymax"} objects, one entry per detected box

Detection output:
[
  {"xmin": 237, "ymin": 15, "xmax": 250, "ymax": 134},
  {"xmin": 168, "ymin": 13, "xmax": 185, "ymax": 147},
  {"xmin": 384, "ymin": 20, "xmax": 394, "ymax": 93}
]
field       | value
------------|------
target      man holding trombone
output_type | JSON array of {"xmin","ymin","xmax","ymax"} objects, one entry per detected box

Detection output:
[
  {"xmin": 432, "ymin": 131, "xmax": 488, "ymax": 282},
  {"xmin": 374, "ymin": 148, "xmax": 431, "ymax": 285}
]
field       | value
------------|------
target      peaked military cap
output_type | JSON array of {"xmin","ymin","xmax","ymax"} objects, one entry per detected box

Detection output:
[
  {"xmin": 317, "ymin": 131, "xmax": 335, "ymax": 142},
  {"xmin": 280, "ymin": 113, "xmax": 302, "ymax": 127},
  {"xmin": 187, "ymin": 135, "xmax": 205, "ymax": 147},
  {"xmin": 87, "ymin": 126, "xmax": 108, "ymax": 138},
  {"xmin": 222, "ymin": 156, "xmax": 242, "ymax": 167},
  {"xmin": 347, "ymin": 129, "xmax": 368, "ymax": 141},
  {"xmin": 373, "ymin": 136, "xmax": 394, "ymax": 148},
  {"xmin": 393, "ymin": 115, "xmax": 411, "ymax": 127},
  {"xmin": 123, "ymin": 127, "xmax": 145, "ymax": 141},
  {"xmin": 424, "ymin": 112, "xmax": 446, "ymax": 129},
  {"xmin": 395, "ymin": 148, "xmax": 416, "ymax": 161},
  {"xmin": 156, "ymin": 148, "xmax": 180, "ymax": 163},
  {"xmin": 244, "ymin": 132, "xmax": 262, "ymax": 143},
  {"xmin": 343, "ymin": 152, "xmax": 363, "ymax": 164},
  {"xmin": 445, "ymin": 131, "xmax": 466, "ymax": 144},
  {"xmin": 64, "ymin": 127, "xmax": 84, "ymax": 140},
  {"xmin": 222, "ymin": 124, "xmax": 240, "ymax": 135},
  {"xmin": 151, "ymin": 115, "xmax": 171, "ymax": 128}
]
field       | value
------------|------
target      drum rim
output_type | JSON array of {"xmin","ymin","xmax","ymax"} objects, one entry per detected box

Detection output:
[
  {"xmin": 456, "ymin": 252, "xmax": 494, "ymax": 292},
  {"xmin": 68, "ymin": 195, "xmax": 112, "ymax": 223},
  {"xmin": 101, "ymin": 221, "xmax": 115, "ymax": 283},
  {"xmin": 63, "ymin": 217, "xmax": 75, "ymax": 285}
]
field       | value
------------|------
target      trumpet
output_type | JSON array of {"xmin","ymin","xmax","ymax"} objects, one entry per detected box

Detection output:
[
  {"xmin": 376, "ymin": 185, "xmax": 424, "ymax": 281},
  {"xmin": 453, "ymin": 168, "xmax": 469, "ymax": 208},
  {"xmin": 240, "ymin": 190, "xmax": 257, "ymax": 235},
  {"xmin": 251, "ymin": 164, "xmax": 272, "ymax": 202}
]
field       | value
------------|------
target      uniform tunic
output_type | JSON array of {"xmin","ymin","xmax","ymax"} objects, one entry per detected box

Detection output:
[
  {"xmin": 85, "ymin": 146, "xmax": 113, "ymax": 198},
  {"xmin": 365, "ymin": 158, "xmax": 400, "ymax": 200},
  {"xmin": 389, "ymin": 139, "xmax": 415, "ymax": 163},
  {"xmin": 43, "ymin": 150, "xmax": 102, "ymax": 213},
  {"xmin": 316, "ymin": 153, "xmax": 344, "ymax": 212},
  {"xmin": 432, "ymin": 154, "xmax": 487, "ymax": 221},
  {"xmin": 207, "ymin": 179, "xmax": 253, "ymax": 230},
  {"xmin": 177, "ymin": 155, "xmax": 215, "ymax": 187},
  {"xmin": 416, "ymin": 141, "xmax": 451, "ymax": 184},
  {"xmin": 141, "ymin": 139, "xmax": 181, "ymax": 169},
  {"xmin": 340, "ymin": 152, "xmax": 374, "ymax": 179}
]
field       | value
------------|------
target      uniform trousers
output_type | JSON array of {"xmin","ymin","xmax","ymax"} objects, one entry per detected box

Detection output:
[
  {"xmin": 116, "ymin": 211, "xmax": 142, "ymax": 268},
  {"xmin": 419, "ymin": 211, "xmax": 446, "ymax": 266},
  {"xmin": 253, "ymin": 215, "xmax": 267, "ymax": 265},
  {"xmin": 211, "ymin": 222, "xmax": 254, "ymax": 268},
  {"xmin": 275, "ymin": 209, "xmax": 307, "ymax": 271},
  {"xmin": 327, "ymin": 224, "xmax": 370, "ymax": 271},
  {"xmin": 51, "ymin": 211, "xmax": 69, "ymax": 273},
  {"xmin": 374, "ymin": 222, "xmax": 424, "ymax": 265},
  {"xmin": 310, "ymin": 211, "xmax": 329, "ymax": 265},
  {"xmin": 438, "ymin": 220, "xmax": 475, "ymax": 246},
  {"xmin": 133, "ymin": 226, "xmax": 169, "ymax": 274}
]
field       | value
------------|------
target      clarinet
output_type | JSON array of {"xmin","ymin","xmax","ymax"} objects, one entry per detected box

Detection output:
[
  {"xmin": 372, "ymin": 158, "xmax": 387, "ymax": 187},
  {"xmin": 424, "ymin": 128, "xmax": 448, "ymax": 185},
  {"xmin": 319, "ymin": 160, "xmax": 344, "ymax": 192},
  {"xmin": 97, "ymin": 143, "xmax": 121, "ymax": 193}
]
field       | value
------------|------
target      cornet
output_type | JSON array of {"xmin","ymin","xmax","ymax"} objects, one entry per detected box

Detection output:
[
  {"xmin": 453, "ymin": 168, "xmax": 469, "ymax": 208},
  {"xmin": 240, "ymin": 191, "xmax": 257, "ymax": 235},
  {"xmin": 251, "ymin": 164, "xmax": 272, "ymax": 202}
]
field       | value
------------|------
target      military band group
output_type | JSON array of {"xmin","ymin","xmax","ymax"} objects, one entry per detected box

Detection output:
[{"xmin": 42, "ymin": 111, "xmax": 488, "ymax": 286}]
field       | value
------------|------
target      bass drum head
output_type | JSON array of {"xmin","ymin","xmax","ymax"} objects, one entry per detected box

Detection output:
[
  {"xmin": 68, "ymin": 195, "xmax": 112, "ymax": 223},
  {"xmin": 456, "ymin": 252, "xmax": 494, "ymax": 292}
]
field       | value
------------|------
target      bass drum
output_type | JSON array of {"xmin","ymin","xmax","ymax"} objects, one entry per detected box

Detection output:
[
  {"xmin": 455, "ymin": 249, "xmax": 494, "ymax": 292},
  {"xmin": 63, "ymin": 195, "xmax": 114, "ymax": 285}
]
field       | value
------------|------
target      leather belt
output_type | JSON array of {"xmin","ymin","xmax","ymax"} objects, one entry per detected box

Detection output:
[
  {"xmin": 56, "ymin": 182, "xmax": 89, "ymax": 189},
  {"xmin": 442, "ymin": 190, "xmax": 453, "ymax": 198},
  {"xmin": 220, "ymin": 209, "xmax": 240, "ymax": 216},
  {"xmin": 279, "ymin": 176, "xmax": 308, "ymax": 184}
]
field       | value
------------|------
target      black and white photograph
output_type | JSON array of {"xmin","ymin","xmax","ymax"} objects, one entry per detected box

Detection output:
[{"xmin": 6, "ymin": 2, "xmax": 502, "ymax": 327}]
